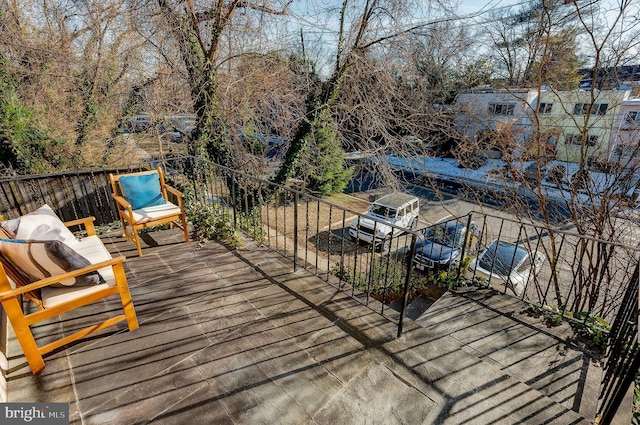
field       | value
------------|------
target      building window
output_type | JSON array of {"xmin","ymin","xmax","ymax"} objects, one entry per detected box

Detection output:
[
  {"xmin": 573, "ymin": 103, "xmax": 609, "ymax": 115},
  {"xmin": 625, "ymin": 111, "xmax": 640, "ymax": 124},
  {"xmin": 538, "ymin": 103, "xmax": 553, "ymax": 114},
  {"xmin": 565, "ymin": 133, "xmax": 598, "ymax": 147},
  {"xmin": 488, "ymin": 103, "xmax": 515, "ymax": 115},
  {"xmin": 614, "ymin": 143, "xmax": 639, "ymax": 157},
  {"xmin": 565, "ymin": 134, "xmax": 580, "ymax": 145}
]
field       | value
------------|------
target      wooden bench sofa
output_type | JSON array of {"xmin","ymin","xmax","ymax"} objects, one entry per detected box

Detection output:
[{"xmin": 0, "ymin": 205, "xmax": 139, "ymax": 374}]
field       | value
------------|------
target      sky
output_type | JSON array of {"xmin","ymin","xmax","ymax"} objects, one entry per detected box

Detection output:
[
  {"xmin": 283, "ymin": 0, "xmax": 634, "ymax": 78},
  {"xmin": 457, "ymin": 0, "xmax": 524, "ymax": 15},
  {"xmin": 285, "ymin": 0, "xmax": 528, "ymax": 77}
]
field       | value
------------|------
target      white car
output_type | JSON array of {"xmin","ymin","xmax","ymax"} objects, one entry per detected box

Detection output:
[
  {"xmin": 469, "ymin": 240, "xmax": 545, "ymax": 296},
  {"xmin": 349, "ymin": 192, "xmax": 419, "ymax": 251}
]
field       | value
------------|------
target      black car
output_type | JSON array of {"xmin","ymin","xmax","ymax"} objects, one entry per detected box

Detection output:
[{"xmin": 414, "ymin": 219, "xmax": 477, "ymax": 270}]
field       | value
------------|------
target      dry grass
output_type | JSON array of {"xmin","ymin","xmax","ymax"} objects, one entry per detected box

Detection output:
[
  {"xmin": 134, "ymin": 134, "xmax": 189, "ymax": 158},
  {"xmin": 260, "ymin": 193, "xmax": 370, "ymax": 241},
  {"xmin": 257, "ymin": 192, "xmax": 415, "ymax": 282}
]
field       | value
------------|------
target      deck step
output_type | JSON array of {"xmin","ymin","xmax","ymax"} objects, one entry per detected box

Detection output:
[
  {"xmin": 404, "ymin": 288, "xmax": 601, "ymax": 421},
  {"xmin": 388, "ymin": 293, "xmax": 436, "ymax": 320}
]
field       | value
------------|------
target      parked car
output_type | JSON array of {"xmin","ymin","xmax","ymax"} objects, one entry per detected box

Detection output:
[
  {"xmin": 414, "ymin": 219, "xmax": 478, "ymax": 271},
  {"xmin": 166, "ymin": 116, "xmax": 196, "ymax": 143},
  {"xmin": 127, "ymin": 114, "xmax": 151, "ymax": 133},
  {"xmin": 237, "ymin": 131, "xmax": 287, "ymax": 159},
  {"xmin": 349, "ymin": 192, "xmax": 419, "ymax": 251},
  {"xmin": 469, "ymin": 240, "xmax": 545, "ymax": 296}
]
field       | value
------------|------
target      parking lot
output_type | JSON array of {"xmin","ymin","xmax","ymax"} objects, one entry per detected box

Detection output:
[
  {"xmin": 347, "ymin": 186, "xmax": 542, "ymax": 242},
  {"xmin": 337, "ymin": 186, "xmax": 638, "ymax": 319}
]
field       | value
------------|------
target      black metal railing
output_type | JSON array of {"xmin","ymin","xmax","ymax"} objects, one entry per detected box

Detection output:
[
  {"xmin": 0, "ymin": 163, "xmax": 158, "ymax": 224},
  {"xmin": 597, "ymin": 264, "xmax": 639, "ymax": 425},
  {"xmin": 159, "ymin": 157, "xmax": 640, "ymax": 335},
  {"xmin": 1, "ymin": 156, "xmax": 638, "ymax": 333},
  {"xmin": 463, "ymin": 211, "xmax": 640, "ymax": 326}
]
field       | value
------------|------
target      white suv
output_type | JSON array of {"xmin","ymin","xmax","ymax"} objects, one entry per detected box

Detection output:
[{"xmin": 348, "ymin": 193, "xmax": 420, "ymax": 251}]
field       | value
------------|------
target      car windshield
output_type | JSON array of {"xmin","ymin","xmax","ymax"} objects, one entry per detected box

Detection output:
[
  {"xmin": 478, "ymin": 241, "xmax": 528, "ymax": 276},
  {"xmin": 172, "ymin": 118, "xmax": 196, "ymax": 131},
  {"xmin": 369, "ymin": 204, "xmax": 396, "ymax": 218},
  {"xmin": 423, "ymin": 223, "xmax": 464, "ymax": 247}
]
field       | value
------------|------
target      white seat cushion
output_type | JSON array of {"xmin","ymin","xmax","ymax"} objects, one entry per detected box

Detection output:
[
  {"xmin": 41, "ymin": 236, "xmax": 116, "ymax": 309},
  {"xmin": 121, "ymin": 201, "xmax": 182, "ymax": 224}
]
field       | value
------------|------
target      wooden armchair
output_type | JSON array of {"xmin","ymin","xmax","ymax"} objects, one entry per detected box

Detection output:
[
  {"xmin": 0, "ymin": 212, "xmax": 138, "ymax": 374},
  {"xmin": 110, "ymin": 167, "xmax": 189, "ymax": 256}
]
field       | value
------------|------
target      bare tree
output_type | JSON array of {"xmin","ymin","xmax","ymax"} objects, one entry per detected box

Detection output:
[
  {"xmin": 151, "ymin": 0, "xmax": 291, "ymax": 169},
  {"xmin": 219, "ymin": 51, "xmax": 313, "ymax": 172},
  {"xmin": 274, "ymin": 0, "xmax": 475, "ymax": 194},
  {"xmin": 0, "ymin": 0, "xmax": 146, "ymax": 168},
  {"xmin": 465, "ymin": 0, "xmax": 640, "ymax": 320}
]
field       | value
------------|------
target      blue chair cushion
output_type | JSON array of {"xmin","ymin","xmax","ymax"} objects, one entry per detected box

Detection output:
[
  {"xmin": 0, "ymin": 238, "xmax": 105, "ymax": 287},
  {"xmin": 118, "ymin": 172, "xmax": 166, "ymax": 210}
]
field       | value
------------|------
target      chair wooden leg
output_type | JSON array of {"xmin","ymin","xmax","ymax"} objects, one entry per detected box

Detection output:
[
  {"xmin": 119, "ymin": 215, "xmax": 129, "ymax": 239},
  {"xmin": 19, "ymin": 332, "xmax": 45, "ymax": 375},
  {"xmin": 181, "ymin": 214, "xmax": 189, "ymax": 242},
  {"xmin": 114, "ymin": 263, "xmax": 139, "ymax": 331},
  {"xmin": 132, "ymin": 228, "xmax": 143, "ymax": 257},
  {"xmin": 2, "ymin": 298, "xmax": 45, "ymax": 374}
]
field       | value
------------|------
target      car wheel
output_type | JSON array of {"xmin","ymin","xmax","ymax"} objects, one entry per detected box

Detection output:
[
  {"xmin": 380, "ymin": 237, "xmax": 391, "ymax": 252},
  {"xmin": 410, "ymin": 217, "xmax": 418, "ymax": 230}
]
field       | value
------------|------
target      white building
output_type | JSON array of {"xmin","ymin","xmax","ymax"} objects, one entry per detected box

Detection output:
[
  {"xmin": 454, "ymin": 89, "xmax": 539, "ymax": 159},
  {"xmin": 536, "ymin": 89, "xmax": 630, "ymax": 163},
  {"xmin": 609, "ymin": 96, "xmax": 640, "ymax": 167}
]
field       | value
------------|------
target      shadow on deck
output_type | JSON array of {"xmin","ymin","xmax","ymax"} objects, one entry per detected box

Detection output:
[{"xmin": 4, "ymin": 228, "xmax": 599, "ymax": 424}]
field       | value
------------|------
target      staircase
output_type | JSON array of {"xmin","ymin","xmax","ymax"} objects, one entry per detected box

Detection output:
[{"xmin": 387, "ymin": 286, "xmax": 601, "ymax": 422}]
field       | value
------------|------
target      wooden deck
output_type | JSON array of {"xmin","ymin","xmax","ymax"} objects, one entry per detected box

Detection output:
[{"xmin": 2, "ymin": 228, "xmax": 600, "ymax": 424}]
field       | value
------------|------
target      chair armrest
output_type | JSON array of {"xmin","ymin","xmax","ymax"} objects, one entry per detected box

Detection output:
[
  {"xmin": 0, "ymin": 256, "xmax": 126, "ymax": 301},
  {"xmin": 165, "ymin": 185, "xmax": 184, "ymax": 199},
  {"xmin": 64, "ymin": 216, "xmax": 97, "ymax": 236},
  {"xmin": 112, "ymin": 194, "xmax": 133, "ymax": 210},
  {"xmin": 165, "ymin": 185, "xmax": 185, "ymax": 208}
]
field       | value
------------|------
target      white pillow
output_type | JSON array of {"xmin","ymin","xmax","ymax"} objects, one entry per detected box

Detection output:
[{"xmin": 0, "ymin": 204, "xmax": 77, "ymax": 243}]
